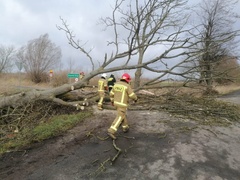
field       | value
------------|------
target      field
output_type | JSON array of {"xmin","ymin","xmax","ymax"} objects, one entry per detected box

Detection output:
[
  {"xmin": 0, "ymin": 73, "xmax": 50, "ymax": 95},
  {"xmin": 1, "ymin": 72, "xmax": 240, "ymax": 96}
]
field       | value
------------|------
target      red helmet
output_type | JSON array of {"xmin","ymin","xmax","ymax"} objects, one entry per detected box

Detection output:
[{"xmin": 121, "ymin": 73, "xmax": 131, "ymax": 83}]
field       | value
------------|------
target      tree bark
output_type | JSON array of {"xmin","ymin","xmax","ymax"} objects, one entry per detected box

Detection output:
[{"xmin": 0, "ymin": 83, "xmax": 85, "ymax": 109}]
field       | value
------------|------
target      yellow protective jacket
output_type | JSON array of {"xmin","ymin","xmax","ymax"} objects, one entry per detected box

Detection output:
[
  {"xmin": 110, "ymin": 81, "xmax": 137, "ymax": 107},
  {"xmin": 98, "ymin": 78, "xmax": 108, "ymax": 92}
]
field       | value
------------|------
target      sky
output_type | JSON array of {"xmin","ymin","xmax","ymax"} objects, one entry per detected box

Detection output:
[
  {"xmin": 0, "ymin": 0, "xmax": 115, "ymax": 72},
  {"xmin": 1, "ymin": 0, "xmax": 240, "ymax": 77}
]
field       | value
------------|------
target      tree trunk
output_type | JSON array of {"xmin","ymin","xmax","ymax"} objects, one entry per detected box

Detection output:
[
  {"xmin": 134, "ymin": 68, "xmax": 142, "ymax": 89},
  {"xmin": 0, "ymin": 81, "xmax": 89, "ymax": 109},
  {"xmin": 134, "ymin": 51, "xmax": 144, "ymax": 89}
]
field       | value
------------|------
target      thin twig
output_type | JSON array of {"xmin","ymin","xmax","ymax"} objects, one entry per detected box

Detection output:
[
  {"xmin": 96, "ymin": 135, "xmax": 109, "ymax": 140},
  {"xmin": 202, "ymin": 128, "xmax": 218, "ymax": 137},
  {"xmin": 89, "ymin": 157, "xmax": 111, "ymax": 177},
  {"xmin": 111, "ymin": 140, "xmax": 122, "ymax": 162},
  {"xmin": 119, "ymin": 135, "xmax": 135, "ymax": 139}
]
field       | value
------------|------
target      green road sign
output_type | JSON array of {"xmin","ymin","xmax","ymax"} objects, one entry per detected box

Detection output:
[{"xmin": 67, "ymin": 73, "xmax": 79, "ymax": 78}]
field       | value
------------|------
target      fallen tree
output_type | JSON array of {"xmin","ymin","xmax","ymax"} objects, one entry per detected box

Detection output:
[{"xmin": 0, "ymin": 0, "xmax": 213, "ymax": 109}]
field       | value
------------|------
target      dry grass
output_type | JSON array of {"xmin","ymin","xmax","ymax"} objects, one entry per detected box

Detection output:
[
  {"xmin": 142, "ymin": 80, "xmax": 240, "ymax": 97},
  {"xmin": 0, "ymin": 73, "xmax": 239, "ymax": 96},
  {"xmin": 50, "ymin": 70, "xmax": 69, "ymax": 87},
  {"xmin": 214, "ymin": 84, "xmax": 240, "ymax": 95},
  {"xmin": 0, "ymin": 73, "xmax": 101, "ymax": 95},
  {"xmin": 0, "ymin": 73, "xmax": 51, "ymax": 95}
]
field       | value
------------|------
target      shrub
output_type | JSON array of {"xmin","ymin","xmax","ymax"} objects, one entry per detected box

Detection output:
[{"xmin": 51, "ymin": 71, "xmax": 69, "ymax": 87}]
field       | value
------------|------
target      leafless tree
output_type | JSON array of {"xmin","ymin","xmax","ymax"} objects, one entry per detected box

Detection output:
[
  {"xmin": 0, "ymin": 45, "xmax": 15, "ymax": 73},
  {"xmin": 57, "ymin": 0, "xmax": 196, "ymax": 88},
  {"xmin": 192, "ymin": 0, "xmax": 240, "ymax": 89},
  {"xmin": 16, "ymin": 34, "xmax": 62, "ymax": 83},
  {"xmin": 101, "ymin": 0, "xmax": 193, "ymax": 89}
]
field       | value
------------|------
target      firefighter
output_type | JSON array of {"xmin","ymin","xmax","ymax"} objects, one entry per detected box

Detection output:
[
  {"xmin": 80, "ymin": 72, "xmax": 85, "ymax": 80},
  {"xmin": 107, "ymin": 74, "xmax": 116, "ymax": 93},
  {"xmin": 98, "ymin": 73, "xmax": 108, "ymax": 110},
  {"xmin": 107, "ymin": 73, "xmax": 138, "ymax": 140}
]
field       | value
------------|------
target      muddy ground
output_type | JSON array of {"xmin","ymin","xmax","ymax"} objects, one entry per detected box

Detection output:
[{"xmin": 1, "ymin": 94, "xmax": 240, "ymax": 180}]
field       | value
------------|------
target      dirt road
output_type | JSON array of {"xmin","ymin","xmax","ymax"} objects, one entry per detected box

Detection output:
[{"xmin": 1, "ymin": 96, "xmax": 240, "ymax": 179}]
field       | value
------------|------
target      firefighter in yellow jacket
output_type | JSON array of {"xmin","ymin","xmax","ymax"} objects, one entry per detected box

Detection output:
[
  {"xmin": 98, "ymin": 73, "xmax": 108, "ymax": 110},
  {"xmin": 108, "ymin": 73, "xmax": 138, "ymax": 139}
]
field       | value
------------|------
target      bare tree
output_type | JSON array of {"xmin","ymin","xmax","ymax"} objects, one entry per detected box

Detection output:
[
  {"xmin": 0, "ymin": 45, "xmax": 15, "ymax": 73},
  {"xmin": 57, "ymin": 0, "xmax": 196, "ymax": 88},
  {"xmin": 100, "ymin": 0, "xmax": 192, "ymax": 89},
  {"xmin": 16, "ymin": 34, "xmax": 62, "ymax": 83},
  {"xmin": 193, "ymin": 0, "xmax": 240, "ymax": 90}
]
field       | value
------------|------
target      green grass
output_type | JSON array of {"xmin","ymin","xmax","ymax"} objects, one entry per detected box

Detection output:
[{"xmin": 0, "ymin": 111, "xmax": 93, "ymax": 155}]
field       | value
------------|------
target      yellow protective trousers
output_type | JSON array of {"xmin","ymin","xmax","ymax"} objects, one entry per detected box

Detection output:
[
  {"xmin": 98, "ymin": 91, "xmax": 105, "ymax": 110},
  {"xmin": 108, "ymin": 106, "xmax": 129, "ymax": 134}
]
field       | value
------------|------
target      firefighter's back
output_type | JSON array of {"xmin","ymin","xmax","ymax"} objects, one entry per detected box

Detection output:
[{"xmin": 112, "ymin": 81, "xmax": 130, "ymax": 107}]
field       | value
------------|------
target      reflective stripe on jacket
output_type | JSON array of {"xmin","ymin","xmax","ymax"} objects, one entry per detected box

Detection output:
[
  {"xmin": 98, "ymin": 78, "xmax": 107, "ymax": 92},
  {"xmin": 110, "ymin": 81, "xmax": 137, "ymax": 107}
]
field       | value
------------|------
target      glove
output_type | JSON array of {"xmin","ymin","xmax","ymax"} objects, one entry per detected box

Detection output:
[
  {"xmin": 134, "ymin": 98, "xmax": 138, "ymax": 103},
  {"xmin": 111, "ymin": 101, "xmax": 114, "ymax": 106}
]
